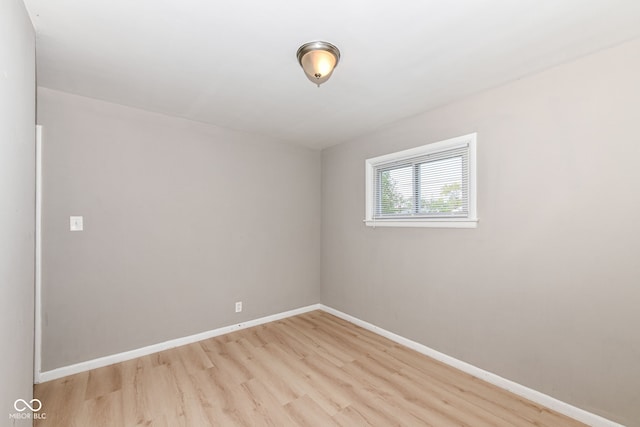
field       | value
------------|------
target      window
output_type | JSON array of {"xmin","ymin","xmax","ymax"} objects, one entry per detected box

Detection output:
[{"xmin": 365, "ymin": 133, "xmax": 477, "ymax": 228}]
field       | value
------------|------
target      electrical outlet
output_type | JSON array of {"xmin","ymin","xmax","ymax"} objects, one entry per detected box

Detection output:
[
  {"xmin": 235, "ymin": 301, "xmax": 242, "ymax": 313},
  {"xmin": 70, "ymin": 216, "xmax": 83, "ymax": 231}
]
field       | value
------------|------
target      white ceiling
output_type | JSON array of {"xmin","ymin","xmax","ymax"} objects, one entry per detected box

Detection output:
[{"xmin": 24, "ymin": 0, "xmax": 640, "ymax": 149}]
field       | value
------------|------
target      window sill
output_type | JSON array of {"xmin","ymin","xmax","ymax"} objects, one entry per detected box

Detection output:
[{"xmin": 364, "ymin": 219, "xmax": 478, "ymax": 228}]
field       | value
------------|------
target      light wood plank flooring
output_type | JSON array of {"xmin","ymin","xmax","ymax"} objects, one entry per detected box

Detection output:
[{"xmin": 34, "ymin": 310, "xmax": 587, "ymax": 426}]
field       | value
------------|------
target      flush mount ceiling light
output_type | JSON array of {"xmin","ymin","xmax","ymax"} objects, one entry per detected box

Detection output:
[{"xmin": 296, "ymin": 41, "xmax": 341, "ymax": 87}]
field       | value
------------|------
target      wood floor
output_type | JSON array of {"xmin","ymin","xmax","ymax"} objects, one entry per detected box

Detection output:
[{"xmin": 34, "ymin": 310, "xmax": 586, "ymax": 426}]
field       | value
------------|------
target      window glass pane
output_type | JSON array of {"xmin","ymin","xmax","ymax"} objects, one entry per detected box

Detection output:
[
  {"xmin": 418, "ymin": 156, "xmax": 466, "ymax": 215},
  {"xmin": 378, "ymin": 166, "xmax": 413, "ymax": 215}
]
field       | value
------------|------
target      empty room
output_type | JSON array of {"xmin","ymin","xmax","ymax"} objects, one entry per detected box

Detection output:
[{"xmin": 2, "ymin": 0, "xmax": 640, "ymax": 426}]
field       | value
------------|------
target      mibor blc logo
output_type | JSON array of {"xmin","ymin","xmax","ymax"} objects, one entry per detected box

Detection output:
[{"xmin": 9, "ymin": 398, "xmax": 46, "ymax": 420}]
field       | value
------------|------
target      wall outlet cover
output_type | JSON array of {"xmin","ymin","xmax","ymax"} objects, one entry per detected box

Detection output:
[{"xmin": 70, "ymin": 216, "xmax": 83, "ymax": 231}]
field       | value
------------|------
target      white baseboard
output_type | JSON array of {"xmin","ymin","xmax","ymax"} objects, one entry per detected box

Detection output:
[
  {"xmin": 318, "ymin": 304, "xmax": 624, "ymax": 427},
  {"xmin": 36, "ymin": 303, "xmax": 322, "ymax": 383}
]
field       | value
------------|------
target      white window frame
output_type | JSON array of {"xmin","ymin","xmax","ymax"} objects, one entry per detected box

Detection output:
[{"xmin": 364, "ymin": 133, "xmax": 478, "ymax": 228}]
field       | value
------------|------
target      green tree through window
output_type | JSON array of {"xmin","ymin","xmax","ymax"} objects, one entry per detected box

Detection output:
[
  {"xmin": 421, "ymin": 182, "xmax": 463, "ymax": 214},
  {"xmin": 380, "ymin": 170, "xmax": 412, "ymax": 215}
]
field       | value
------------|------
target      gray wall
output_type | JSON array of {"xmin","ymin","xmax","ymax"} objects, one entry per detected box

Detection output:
[
  {"xmin": 0, "ymin": 0, "xmax": 35, "ymax": 425},
  {"xmin": 38, "ymin": 88, "xmax": 321, "ymax": 371},
  {"xmin": 321, "ymin": 39, "xmax": 640, "ymax": 426}
]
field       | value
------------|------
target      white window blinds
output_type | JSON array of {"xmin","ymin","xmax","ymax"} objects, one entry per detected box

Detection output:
[
  {"xmin": 365, "ymin": 133, "xmax": 477, "ymax": 228},
  {"xmin": 374, "ymin": 145, "xmax": 469, "ymax": 218}
]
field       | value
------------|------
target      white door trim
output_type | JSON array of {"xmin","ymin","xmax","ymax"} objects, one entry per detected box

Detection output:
[{"xmin": 34, "ymin": 124, "xmax": 42, "ymax": 382}]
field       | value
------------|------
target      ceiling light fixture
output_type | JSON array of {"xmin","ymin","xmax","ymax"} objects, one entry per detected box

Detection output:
[{"xmin": 296, "ymin": 41, "xmax": 340, "ymax": 87}]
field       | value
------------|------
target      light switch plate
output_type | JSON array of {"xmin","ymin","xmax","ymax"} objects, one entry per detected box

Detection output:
[{"xmin": 70, "ymin": 216, "xmax": 83, "ymax": 231}]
